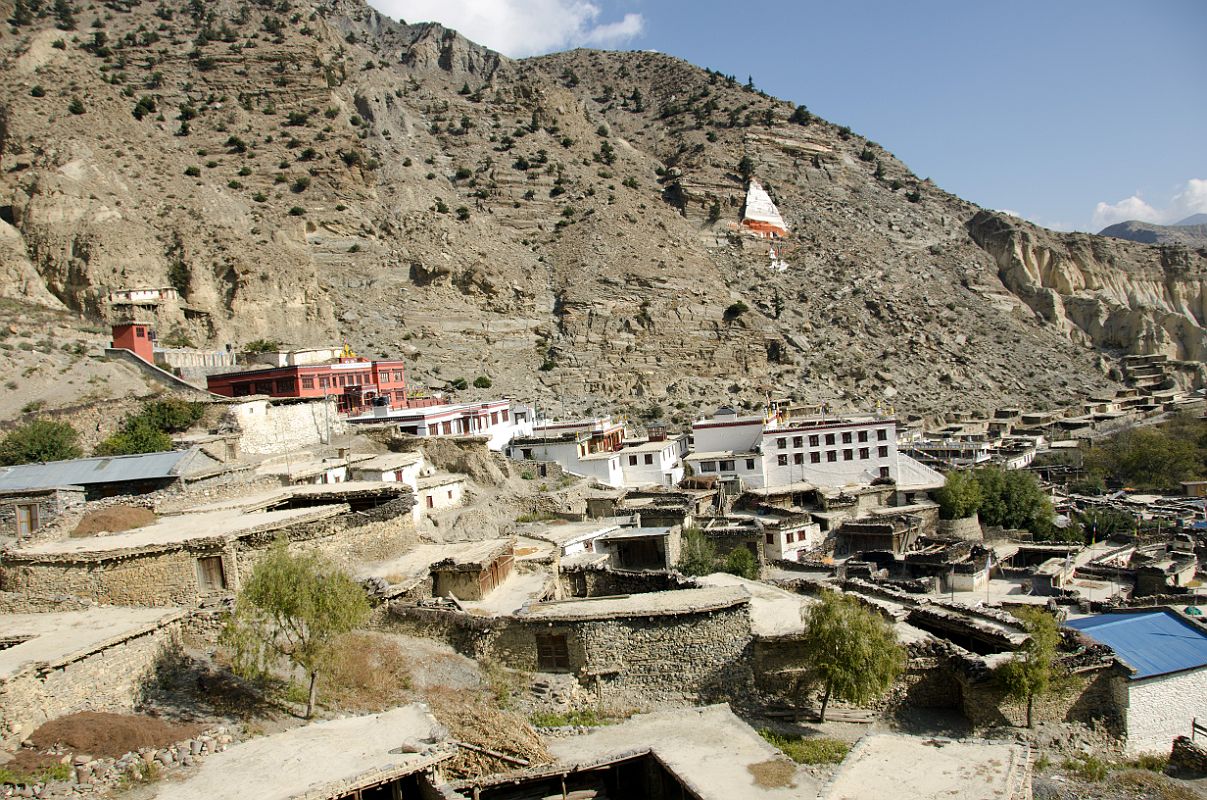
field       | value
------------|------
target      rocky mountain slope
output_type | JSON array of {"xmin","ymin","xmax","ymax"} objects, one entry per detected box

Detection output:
[
  {"xmin": 0, "ymin": 0, "xmax": 1204, "ymax": 423},
  {"xmin": 1098, "ymin": 217, "xmax": 1207, "ymax": 248}
]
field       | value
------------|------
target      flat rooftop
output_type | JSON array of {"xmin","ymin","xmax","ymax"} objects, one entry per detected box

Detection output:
[
  {"xmin": 519, "ymin": 586, "xmax": 748, "ymax": 621},
  {"xmin": 0, "ymin": 607, "xmax": 185, "ymax": 683},
  {"xmin": 7, "ymin": 505, "xmax": 345, "ymax": 559},
  {"xmin": 358, "ymin": 540, "xmax": 513, "ymax": 583},
  {"xmin": 155, "ymin": 705, "xmax": 453, "ymax": 800},
  {"xmin": 178, "ymin": 481, "xmax": 410, "ymax": 514},
  {"xmin": 822, "ymin": 733, "xmax": 1029, "ymax": 800},
  {"xmin": 697, "ymin": 573, "xmax": 815, "ymax": 636},
  {"xmin": 353, "ymin": 452, "xmax": 423, "ymax": 471},
  {"xmin": 543, "ymin": 704, "xmax": 817, "ymax": 800},
  {"xmin": 519, "ymin": 518, "xmax": 625, "ymax": 547}
]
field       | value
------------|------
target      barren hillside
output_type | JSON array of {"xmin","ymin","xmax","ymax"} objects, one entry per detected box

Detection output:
[{"xmin": 1, "ymin": 0, "xmax": 1204, "ymax": 424}]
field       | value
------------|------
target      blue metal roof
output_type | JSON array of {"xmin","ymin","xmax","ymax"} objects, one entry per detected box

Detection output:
[
  {"xmin": 1067, "ymin": 610, "xmax": 1207, "ymax": 679},
  {"xmin": 0, "ymin": 449, "xmax": 198, "ymax": 492}
]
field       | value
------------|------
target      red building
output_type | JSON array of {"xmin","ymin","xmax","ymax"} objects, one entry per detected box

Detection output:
[
  {"xmin": 111, "ymin": 322, "xmax": 155, "ymax": 363},
  {"xmin": 206, "ymin": 356, "xmax": 425, "ymax": 413}
]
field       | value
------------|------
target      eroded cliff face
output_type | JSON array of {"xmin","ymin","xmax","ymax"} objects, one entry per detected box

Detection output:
[
  {"xmin": 968, "ymin": 211, "xmax": 1207, "ymax": 361},
  {"xmin": 0, "ymin": 0, "xmax": 1191, "ymax": 422}
]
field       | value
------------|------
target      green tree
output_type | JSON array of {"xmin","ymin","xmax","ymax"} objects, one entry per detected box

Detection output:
[
  {"xmin": 222, "ymin": 543, "xmax": 369, "ymax": 719},
  {"xmin": 737, "ymin": 155, "xmax": 755, "ymax": 181},
  {"xmin": 996, "ymin": 607, "xmax": 1066, "ymax": 728},
  {"xmin": 0, "ymin": 420, "xmax": 82, "ymax": 466},
  {"xmin": 798, "ymin": 591, "xmax": 905, "ymax": 722},
  {"xmin": 1084, "ymin": 427, "xmax": 1201, "ymax": 491},
  {"xmin": 94, "ymin": 419, "xmax": 173, "ymax": 456},
  {"xmin": 722, "ymin": 546, "xmax": 758, "ymax": 580},
  {"xmin": 934, "ymin": 469, "xmax": 981, "ymax": 520},
  {"xmin": 676, "ymin": 529, "xmax": 718, "ymax": 576},
  {"xmin": 472, "ymin": 375, "xmax": 492, "ymax": 389},
  {"xmin": 973, "ymin": 466, "xmax": 1053, "ymax": 534}
]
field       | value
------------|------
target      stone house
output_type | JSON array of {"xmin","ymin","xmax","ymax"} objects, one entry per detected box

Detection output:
[
  {"xmin": 392, "ymin": 586, "xmax": 753, "ymax": 710},
  {"xmin": 0, "ymin": 607, "xmax": 184, "ymax": 747},
  {"xmin": 0, "ymin": 499, "xmax": 414, "ymax": 607},
  {"xmin": 0, "ymin": 487, "xmax": 86, "ymax": 539},
  {"xmin": 1067, "ymin": 609, "xmax": 1207, "ymax": 754},
  {"xmin": 430, "ymin": 540, "xmax": 515, "ymax": 601},
  {"xmin": 0, "ymin": 448, "xmax": 225, "ymax": 501}
]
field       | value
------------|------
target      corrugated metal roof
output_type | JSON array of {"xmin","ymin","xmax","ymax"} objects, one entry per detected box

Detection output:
[
  {"xmin": 0, "ymin": 449, "xmax": 200, "ymax": 492},
  {"xmin": 1067, "ymin": 610, "xmax": 1207, "ymax": 679}
]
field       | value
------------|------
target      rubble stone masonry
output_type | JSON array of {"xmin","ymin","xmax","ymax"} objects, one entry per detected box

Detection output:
[{"xmin": 0, "ymin": 617, "xmax": 182, "ymax": 746}]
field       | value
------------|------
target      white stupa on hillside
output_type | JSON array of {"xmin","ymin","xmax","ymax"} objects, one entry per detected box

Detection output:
[{"xmin": 740, "ymin": 180, "xmax": 789, "ymax": 239}]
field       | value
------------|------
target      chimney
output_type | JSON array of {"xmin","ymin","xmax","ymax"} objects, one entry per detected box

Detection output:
[{"xmin": 337, "ymin": 447, "xmax": 350, "ymax": 461}]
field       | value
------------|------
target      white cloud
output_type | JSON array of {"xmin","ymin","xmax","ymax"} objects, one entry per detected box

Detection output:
[
  {"xmin": 373, "ymin": 0, "xmax": 644, "ymax": 57},
  {"xmin": 1092, "ymin": 178, "xmax": 1207, "ymax": 230}
]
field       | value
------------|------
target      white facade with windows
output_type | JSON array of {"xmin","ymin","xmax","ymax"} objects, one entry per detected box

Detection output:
[
  {"xmin": 349, "ymin": 400, "xmax": 533, "ymax": 451},
  {"xmin": 617, "ymin": 437, "xmax": 687, "ymax": 488},
  {"xmin": 689, "ymin": 409, "xmax": 903, "ymax": 490}
]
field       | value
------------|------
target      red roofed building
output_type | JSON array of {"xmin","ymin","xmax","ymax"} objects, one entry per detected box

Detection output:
[{"xmin": 206, "ymin": 350, "xmax": 432, "ymax": 414}]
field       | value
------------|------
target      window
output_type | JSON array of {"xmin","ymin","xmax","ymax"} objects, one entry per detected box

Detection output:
[
  {"xmin": 135, "ymin": 327, "xmax": 145, "ymax": 338},
  {"xmin": 301, "ymin": 376, "xmax": 314, "ymax": 389},
  {"xmin": 745, "ymin": 458, "xmax": 755, "ymax": 470},
  {"xmin": 843, "ymin": 449, "xmax": 853, "ymax": 461},
  {"xmin": 491, "ymin": 412, "xmax": 499, "ymax": 424},
  {"xmin": 777, "ymin": 438, "xmax": 787, "ymax": 449},
  {"xmin": 701, "ymin": 461, "xmax": 716, "ymax": 472},
  {"xmin": 879, "ymin": 467, "xmax": 891, "ymax": 479},
  {"xmin": 719, "ymin": 460, "xmax": 735, "ymax": 471},
  {"xmin": 394, "ymin": 371, "xmax": 403, "ymax": 382},
  {"xmin": 826, "ymin": 451, "xmax": 837, "ymax": 462},
  {"xmin": 793, "ymin": 453, "xmax": 803, "ymax": 465},
  {"xmin": 859, "ymin": 448, "xmax": 869, "ymax": 460},
  {"xmin": 447, "ymin": 490, "xmax": 453, "ymax": 499},
  {"xmin": 441, "ymin": 421, "xmax": 452, "ymax": 434},
  {"xmin": 810, "ymin": 452, "xmax": 821, "ymax": 464},
  {"xmin": 644, "ymin": 453, "xmax": 654, "ymax": 465},
  {"xmin": 842, "ymin": 432, "xmax": 852, "ymax": 444},
  {"xmin": 14, "ymin": 504, "xmax": 39, "ymax": 536},
  {"xmin": 319, "ymin": 376, "xmax": 330, "ymax": 388},
  {"xmin": 786, "ymin": 532, "xmax": 794, "ymax": 543},
  {"xmin": 777, "ymin": 454, "xmax": 788, "ymax": 466},
  {"xmin": 629, "ymin": 455, "xmax": 638, "ymax": 466},
  {"xmin": 502, "ymin": 409, "xmax": 509, "ymax": 421},
  {"xmin": 792, "ymin": 436, "xmax": 802, "ymax": 448},
  {"xmin": 196, "ymin": 557, "xmax": 227, "ymax": 591},
  {"xmin": 878, "ymin": 446, "xmax": 889, "ymax": 458},
  {"xmin": 765, "ymin": 533, "xmax": 774, "ymax": 545},
  {"xmin": 809, "ymin": 435, "xmax": 819, "ymax": 448},
  {"xmin": 858, "ymin": 430, "xmax": 868, "ymax": 443},
  {"xmin": 426, "ymin": 495, "xmax": 434, "ymax": 508},
  {"xmin": 536, "ymin": 633, "xmax": 570, "ymax": 670},
  {"xmin": 825, "ymin": 433, "xmax": 835, "ymax": 445},
  {"xmin": 877, "ymin": 428, "xmax": 888, "ymax": 441}
]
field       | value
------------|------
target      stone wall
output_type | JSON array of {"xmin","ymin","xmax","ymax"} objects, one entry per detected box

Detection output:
[
  {"xmin": 388, "ymin": 602, "xmax": 754, "ymax": 712},
  {"xmin": 0, "ymin": 488, "xmax": 86, "ymax": 539},
  {"xmin": 937, "ymin": 515, "xmax": 982, "ymax": 542},
  {"xmin": 557, "ymin": 566, "xmax": 697, "ymax": 598},
  {"xmin": 1, "ymin": 502, "xmax": 418, "ymax": 607},
  {"xmin": 1168, "ymin": 736, "xmax": 1207, "ymax": 777},
  {"xmin": 959, "ymin": 666, "xmax": 1127, "ymax": 737},
  {"xmin": 224, "ymin": 398, "xmax": 346, "ymax": 455},
  {"xmin": 0, "ymin": 618, "xmax": 182, "ymax": 747}
]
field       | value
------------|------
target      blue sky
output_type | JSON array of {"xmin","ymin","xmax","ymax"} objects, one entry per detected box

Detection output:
[{"xmin": 373, "ymin": 0, "xmax": 1207, "ymax": 232}]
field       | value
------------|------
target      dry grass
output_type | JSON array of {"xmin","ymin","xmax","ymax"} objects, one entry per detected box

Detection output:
[
  {"xmin": 425, "ymin": 686, "xmax": 551, "ymax": 779},
  {"xmin": 747, "ymin": 759, "xmax": 797, "ymax": 789},
  {"xmin": 1112, "ymin": 770, "xmax": 1199, "ymax": 800},
  {"xmin": 318, "ymin": 632, "xmax": 412, "ymax": 712}
]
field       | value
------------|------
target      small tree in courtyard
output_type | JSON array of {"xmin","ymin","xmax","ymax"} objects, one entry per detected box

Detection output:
[
  {"xmin": 0, "ymin": 419, "xmax": 82, "ymax": 465},
  {"xmin": 222, "ymin": 543, "xmax": 369, "ymax": 719},
  {"xmin": 798, "ymin": 590, "xmax": 904, "ymax": 722},
  {"xmin": 996, "ymin": 607, "xmax": 1066, "ymax": 728},
  {"xmin": 676, "ymin": 528, "xmax": 718, "ymax": 576},
  {"xmin": 935, "ymin": 469, "xmax": 981, "ymax": 520}
]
